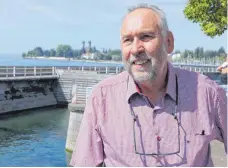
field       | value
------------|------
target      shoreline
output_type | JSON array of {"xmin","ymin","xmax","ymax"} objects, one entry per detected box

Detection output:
[{"xmin": 25, "ymin": 56, "xmax": 123, "ymax": 64}]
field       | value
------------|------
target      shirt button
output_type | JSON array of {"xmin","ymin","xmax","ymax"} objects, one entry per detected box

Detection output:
[{"xmin": 157, "ymin": 136, "xmax": 161, "ymax": 141}]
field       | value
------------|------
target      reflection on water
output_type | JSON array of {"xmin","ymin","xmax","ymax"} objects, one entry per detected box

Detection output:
[{"xmin": 0, "ymin": 107, "xmax": 71, "ymax": 167}]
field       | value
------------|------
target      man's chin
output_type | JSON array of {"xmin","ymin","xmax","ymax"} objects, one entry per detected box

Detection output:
[{"xmin": 131, "ymin": 72, "xmax": 153, "ymax": 82}]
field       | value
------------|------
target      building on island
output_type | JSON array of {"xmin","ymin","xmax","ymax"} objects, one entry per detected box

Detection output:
[{"xmin": 80, "ymin": 41, "xmax": 98, "ymax": 60}]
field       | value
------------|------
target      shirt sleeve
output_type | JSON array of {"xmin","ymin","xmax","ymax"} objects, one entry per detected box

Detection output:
[
  {"xmin": 70, "ymin": 89, "xmax": 104, "ymax": 166},
  {"xmin": 214, "ymin": 86, "xmax": 227, "ymax": 153}
]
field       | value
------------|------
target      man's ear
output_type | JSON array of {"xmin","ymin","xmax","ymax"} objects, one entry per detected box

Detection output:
[{"xmin": 166, "ymin": 31, "xmax": 174, "ymax": 54}]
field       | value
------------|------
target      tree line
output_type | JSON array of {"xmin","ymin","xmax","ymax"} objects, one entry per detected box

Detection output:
[
  {"xmin": 22, "ymin": 45, "xmax": 226, "ymax": 63},
  {"xmin": 174, "ymin": 46, "xmax": 226, "ymax": 62},
  {"xmin": 22, "ymin": 44, "xmax": 122, "ymax": 61}
]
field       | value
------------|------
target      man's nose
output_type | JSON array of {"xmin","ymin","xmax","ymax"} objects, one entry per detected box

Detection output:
[{"xmin": 130, "ymin": 38, "xmax": 144, "ymax": 56}]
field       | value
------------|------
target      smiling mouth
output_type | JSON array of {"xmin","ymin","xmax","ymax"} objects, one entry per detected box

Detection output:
[{"xmin": 133, "ymin": 60, "xmax": 150, "ymax": 65}]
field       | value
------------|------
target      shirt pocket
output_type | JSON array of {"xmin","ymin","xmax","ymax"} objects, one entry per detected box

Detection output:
[
  {"xmin": 187, "ymin": 126, "xmax": 211, "ymax": 145},
  {"xmin": 185, "ymin": 131, "xmax": 211, "ymax": 166}
]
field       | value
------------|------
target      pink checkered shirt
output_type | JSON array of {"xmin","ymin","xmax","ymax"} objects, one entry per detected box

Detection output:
[{"xmin": 70, "ymin": 62, "xmax": 227, "ymax": 167}]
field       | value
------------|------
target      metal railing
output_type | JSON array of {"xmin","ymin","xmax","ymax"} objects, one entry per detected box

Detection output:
[
  {"xmin": 55, "ymin": 66, "xmax": 125, "ymax": 74},
  {"xmin": 172, "ymin": 64, "xmax": 218, "ymax": 73},
  {"xmin": 55, "ymin": 64, "xmax": 218, "ymax": 74},
  {"xmin": 0, "ymin": 66, "xmax": 58, "ymax": 79},
  {"xmin": 0, "ymin": 63, "xmax": 219, "ymax": 80}
]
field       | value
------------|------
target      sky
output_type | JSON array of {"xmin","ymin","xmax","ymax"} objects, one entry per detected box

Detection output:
[{"xmin": 0, "ymin": 0, "xmax": 227, "ymax": 54}]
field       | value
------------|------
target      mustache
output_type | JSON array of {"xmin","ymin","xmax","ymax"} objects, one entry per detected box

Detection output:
[{"xmin": 129, "ymin": 53, "xmax": 152, "ymax": 64}]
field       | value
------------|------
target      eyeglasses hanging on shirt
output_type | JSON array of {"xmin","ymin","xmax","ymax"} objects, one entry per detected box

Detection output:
[{"xmin": 128, "ymin": 75, "xmax": 181, "ymax": 156}]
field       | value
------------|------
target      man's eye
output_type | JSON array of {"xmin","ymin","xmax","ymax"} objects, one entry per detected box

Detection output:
[
  {"xmin": 141, "ymin": 35, "xmax": 153, "ymax": 40},
  {"xmin": 123, "ymin": 38, "xmax": 131, "ymax": 43}
]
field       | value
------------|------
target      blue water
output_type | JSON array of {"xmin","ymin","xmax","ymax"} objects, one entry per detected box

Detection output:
[
  {"xmin": 0, "ymin": 107, "xmax": 71, "ymax": 167},
  {"xmin": 0, "ymin": 53, "xmax": 123, "ymax": 67}
]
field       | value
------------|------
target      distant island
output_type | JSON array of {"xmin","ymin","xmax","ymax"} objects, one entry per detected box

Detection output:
[
  {"xmin": 22, "ymin": 41, "xmax": 122, "ymax": 62},
  {"xmin": 22, "ymin": 41, "xmax": 226, "ymax": 64}
]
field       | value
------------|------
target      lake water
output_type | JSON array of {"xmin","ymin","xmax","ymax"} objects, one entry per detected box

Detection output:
[
  {"xmin": 0, "ymin": 107, "xmax": 71, "ymax": 167},
  {"xmin": 0, "ymin": 54, "xmax": 123, "ymax": 67}
]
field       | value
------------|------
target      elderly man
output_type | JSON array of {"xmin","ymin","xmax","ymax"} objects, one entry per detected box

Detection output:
[{"xmin": 70, "ymin": 4, "xmax": 227, "ymax": 167}]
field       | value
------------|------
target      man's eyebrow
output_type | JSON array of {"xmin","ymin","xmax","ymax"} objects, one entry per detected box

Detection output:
[
  {"xmin": 121, "ymin": 30, "xmax": 158, "ymax": 39},
  {"xmin": 138, "ymin": 30, "xmax": 158, "ymax": 34},
  {"xmin": 121, "ymin": 34, "xmax": 131, "ymax": 39}
]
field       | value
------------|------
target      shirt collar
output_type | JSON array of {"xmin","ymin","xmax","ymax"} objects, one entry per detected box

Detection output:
[
  {"xmin": 166, "ymin": 62, "xmax": 177, "ymax": 101},
  {"xmin": 126, "ymin": 62, "xmax": 177, "ymax": 103}
]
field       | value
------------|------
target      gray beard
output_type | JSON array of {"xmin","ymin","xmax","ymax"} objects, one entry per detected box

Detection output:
[
  {"xmin": 123, "ymin": 59, "xmax": 157, "ymax": 83},
  {"xmin": 129, "ymin": 63, "xmax": 157, "ymax": 82},
  {"xmin": 123, "ymin": 44, "xmax": 167, "ymax": 83}
]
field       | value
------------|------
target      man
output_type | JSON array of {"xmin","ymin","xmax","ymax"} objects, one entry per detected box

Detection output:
[{"xmin": 70, "ymin": 4, "xmax": 227, "ymax": 167}]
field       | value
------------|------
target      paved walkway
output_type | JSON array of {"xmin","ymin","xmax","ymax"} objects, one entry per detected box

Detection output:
[{"xmin": 211, "ymin": 140, "xmax": 227, "ymax": 166}]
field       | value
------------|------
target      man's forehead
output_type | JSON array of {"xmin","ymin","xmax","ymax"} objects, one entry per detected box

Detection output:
[{"xmin": 121, "ymin": 8, "xmax": 159, "ymax": 35}]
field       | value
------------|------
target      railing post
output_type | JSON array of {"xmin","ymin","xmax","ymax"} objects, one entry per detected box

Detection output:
[
  {"xmin": 52, "ymin": 66, "xmax": 55, "ymax": 75},
  {"xmin": 6, "ymin": 66, "xmax": 8, "ymax": 77},
  {"xmin": 116, "ymin": 67, "xmax": 118, "ymax": 74},
  {"xmin": 34, "ymin": 67, "xmax": 36, "ymax": 76},
  {"xmin": 13, "ymin": 67, "xmax": 15, "ymax": 77},
  {"xmin": 24, "ymin": 67, "xmax": 26, "ymax": 76}
]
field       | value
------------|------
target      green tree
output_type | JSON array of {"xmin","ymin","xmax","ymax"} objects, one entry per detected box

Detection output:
[
  {"xmin": 22, "ymin": 52, "xmax": 27, "ymax": 58},
  {"xmin": 181, "ymin": 50, "xmax": 194, "ymax": 58},
  {"xmin": 44, "ymin": 50, "xmax": 50, "ymax": 57},
  {"xmin": 33, "ymin": 47, "xmax": 43, "ymax": 56},
  {"xmin": 199, "ymin": 47, "xmax": 204, "ymax": 58},
  {"xmin": 194, "ymin": 47, "xmax": 200, "ymax": 58},
  {"xmin": 102, "ymin": 54, "xmax": 112, "ymax": 60},
  {"xmin": 204, "ymin": 50, "xmax": 217, "ymax": 58},
  {"xmin": 184, "ymin": 0, "xmax": 227, "ymax": 37},
  {"xmin": 56, "ymin": 44, "xmax": 73, "ymax": 57},
  {"xmin": 50, "ymin": 49, "xmax": 56, "ymax": 57},
  {"xmin": 73, "ymin": 50, "xmax": 81, "ymax": 59},
  {"xmin": 27, "ymin": 50, "xmax": 35, "ymax": 57},
  {"xmin": 109, "ymin": 49, "xmax": 122, "ymax": 56},
  {"xmin": 112, "ymin": 55, "xmax": 122, "ymax": 61},
  {"xmin": 218, "ymin": 46, "xmax": 226, "ymax": 56},
  {"xmin": 174, "ymin": 50, "xmax": 181, "ymax": 54}
]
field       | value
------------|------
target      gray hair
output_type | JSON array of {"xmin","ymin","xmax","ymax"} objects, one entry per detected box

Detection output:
[{"xmin": 126, "ymin": 3, "xmax": 169, "ymax": 38}]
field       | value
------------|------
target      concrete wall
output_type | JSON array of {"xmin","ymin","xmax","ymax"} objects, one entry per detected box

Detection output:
[{"xmin": 0, "ymin": 79, "xmax": 57, "ymax": 114}]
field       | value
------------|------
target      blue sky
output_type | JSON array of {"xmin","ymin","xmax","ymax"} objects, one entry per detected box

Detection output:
[{"xmin": 0, "ymin": 0, "xmax": 227, "ymax": 54}]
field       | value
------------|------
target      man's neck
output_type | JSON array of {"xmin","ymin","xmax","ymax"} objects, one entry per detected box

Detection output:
[{"xmin": 137, "ymin": 65, "xmax": 168, "ymax": 104}]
